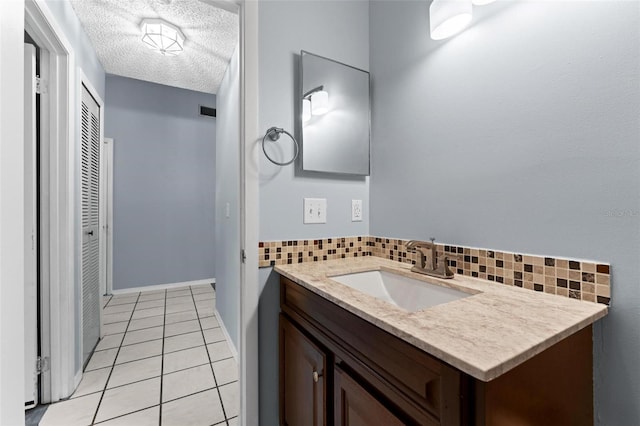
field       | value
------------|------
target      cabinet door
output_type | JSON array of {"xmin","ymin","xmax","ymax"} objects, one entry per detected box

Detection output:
[
  {"xmin": 280, "ymin": 315, "xmax": 327, "ymax": 426},
  {"xmin": 334, "ymin": 365, "xmax": 406, "ymax": 426}
]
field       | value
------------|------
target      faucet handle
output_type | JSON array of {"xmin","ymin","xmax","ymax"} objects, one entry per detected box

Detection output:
[{"xmin": 430, "ymin": 237, "xmax": 435, "ymax": 244}]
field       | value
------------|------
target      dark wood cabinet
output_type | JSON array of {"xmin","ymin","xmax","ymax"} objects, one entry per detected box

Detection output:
[
  {"xmin": 334, "ymin": 364, "xmax": 405, "ymax": 426},
  {"xmin": 279, "ymin": 275, "xmax": 593, "ymax": 426},
  {"xmin": 280, "ymin": 315, "xmax": 328, "ymax": 426}
]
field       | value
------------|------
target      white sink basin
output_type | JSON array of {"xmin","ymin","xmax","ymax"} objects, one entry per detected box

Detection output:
[{"xmin": 330, "ymin": 270, "xmax": 471, "ymax": 312}]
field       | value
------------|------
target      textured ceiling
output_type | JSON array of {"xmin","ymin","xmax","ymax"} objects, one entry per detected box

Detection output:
[{"xmin": 70, "ymin": 0, "xmax": 238, "ymax": 94}]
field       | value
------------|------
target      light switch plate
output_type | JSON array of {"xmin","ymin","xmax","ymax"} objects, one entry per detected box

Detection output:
[
  {"xmin": 225, "ymin": 202, "xmax": 230, "ymax": 219},
  {"xmin": 304, "ymin": 198, "xmax": 327, "ymax": 224},
  {"xmin": 352, "ymin": 199, "xmax": 363, "ymax": 222}
]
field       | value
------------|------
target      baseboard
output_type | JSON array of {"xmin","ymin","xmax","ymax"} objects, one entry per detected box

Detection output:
[
  {"xmin": 215, "ymin": 309, "xmax": 238, "ymax": 362},
  {"xmin": 111, "ymin": 278, "xmax": 216, "ymax": 295},
  {"xmin": 73, "ymin": 370, "xmax": 82, "ymax": 393}
]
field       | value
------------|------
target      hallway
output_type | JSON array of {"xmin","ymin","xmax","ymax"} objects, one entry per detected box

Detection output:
[{"xmin": 37, "ymin": 284, "xmax": 238, "ymax": 426}]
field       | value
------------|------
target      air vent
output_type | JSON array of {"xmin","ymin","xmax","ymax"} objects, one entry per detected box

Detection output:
[{"xmin": 200, "ymin": 105, "xmax": 216, "ymax": 118}]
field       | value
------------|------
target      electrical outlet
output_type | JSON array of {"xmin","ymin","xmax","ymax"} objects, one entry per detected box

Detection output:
[
  {"xmin": 304, "ymin": 198, "xmax": 327, "ymax": 224},
  {"xmin": 352, "ymin": 199, "xmax": 363, "ymax": 222}
]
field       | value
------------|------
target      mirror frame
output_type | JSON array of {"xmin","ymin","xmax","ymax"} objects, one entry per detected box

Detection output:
[{"xmin": 299, "ymin": 50, "xmax": 371, "ymax": 176}]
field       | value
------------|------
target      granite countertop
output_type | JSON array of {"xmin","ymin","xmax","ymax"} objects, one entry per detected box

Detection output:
[{"xmin": 275, "ymin": 257, "xmax": 608, "ymax": 382}]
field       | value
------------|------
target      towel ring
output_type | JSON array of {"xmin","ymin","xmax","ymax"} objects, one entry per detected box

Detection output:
[{"xmin": 262, "ymin": 127, "xmax": 299, "ymax": 166}]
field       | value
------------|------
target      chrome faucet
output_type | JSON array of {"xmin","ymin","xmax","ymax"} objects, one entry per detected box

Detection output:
[{"xmin": 405, "ymin": 238, "xmax": 455, "ymax": 279}]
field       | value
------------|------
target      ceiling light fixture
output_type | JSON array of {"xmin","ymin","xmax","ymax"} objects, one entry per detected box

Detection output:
[
  {"xmin": 140, "ymin": 18, "xmax": 185, "ymax": 56},
  {"xmin": 429, "ymin": 0, "xmax": 473, "ymax": 41},
  {"xmin": 471, "ymin": 0, "xmax": 496, "ymax": 5}
]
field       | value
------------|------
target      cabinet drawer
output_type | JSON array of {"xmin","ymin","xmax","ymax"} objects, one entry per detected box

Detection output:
[{"xmin": 281, "ymin": 277, "xmax": 462, "ymax": 425}]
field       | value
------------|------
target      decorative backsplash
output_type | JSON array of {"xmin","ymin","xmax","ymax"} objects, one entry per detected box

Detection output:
[{"xmin": 259, "ymin": 236, "xmax": 611, "ymax": 305}]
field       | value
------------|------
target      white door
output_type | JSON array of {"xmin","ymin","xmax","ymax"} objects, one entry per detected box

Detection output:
[
  {"xmin": 24, "ymin": 43, "xmax": 39, "ymax": 409},
  {"xmin": 81, "ymin": 85, "xmax": 101, "ymax": 365}
]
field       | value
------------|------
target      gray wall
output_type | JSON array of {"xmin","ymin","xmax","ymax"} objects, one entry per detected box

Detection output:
[
  {"xmin": 257, "ymin": 1, "xmax": 370, "ymax": 423},
  {"xmin": 105, "ymin": 75, "xmax": 216, "ymax": 290},
  {"xmin": 369, "ymin": 2, "xmax": 640, "ymax": 424},
  {"xmin": 215, "ymin": 47, "xmax": 240, "ymax": 349},
  {"xmin": 44, "ymin": 0, "xmax": 106, "ymax": 375}
]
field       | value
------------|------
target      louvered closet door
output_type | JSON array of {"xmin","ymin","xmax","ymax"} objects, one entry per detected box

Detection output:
[{"xmin": 81, "ymin": 85, "xmax": 101, "ymax": 366}]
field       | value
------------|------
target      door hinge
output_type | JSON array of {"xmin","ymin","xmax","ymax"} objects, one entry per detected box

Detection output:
[
  {"xmin": 241, "ymin": 249, "xmax": 247, "ymax": 264},
  {"xmin": 36, "ymin": 356, "xmax": 50, "ymax": 374},
  {"xmin": 35, "ymin": 76, "xmax": 47, "ymax": 94}
]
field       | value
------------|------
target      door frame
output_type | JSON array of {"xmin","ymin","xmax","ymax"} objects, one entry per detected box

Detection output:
[
  {"xmin": 24, "ymin": 0, "xmax": 77, "ymax": 403},
  {"xmin": 78, "ymin": 72, "xmax": 105, "ymax": 359},
  {"xmin": 239, "ymin": 1, "xmax": 260, "ymax": 425},
  {"xmin": 102, "ymin": 138, "xmax": 114, "ymax": 300},
  {"xmin": 0, "ymin": 3, "xmax": 26, "ymax": 424}
]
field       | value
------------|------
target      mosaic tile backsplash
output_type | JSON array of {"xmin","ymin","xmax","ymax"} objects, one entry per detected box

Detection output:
[{"xmin": 259, "ymin": 236, "xmax": 611, "ymax": 306}]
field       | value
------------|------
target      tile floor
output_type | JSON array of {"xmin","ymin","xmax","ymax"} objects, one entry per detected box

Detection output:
[{"xmin": 38, "ymin": 284, "xmax": 238, "ymax": 426}]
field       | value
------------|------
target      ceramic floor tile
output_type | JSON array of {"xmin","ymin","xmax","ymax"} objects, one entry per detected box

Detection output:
[
  {"xmin": 227, "ymin": 417, "xmax": 239, "ymax": 426},
  {"xmin": 135, "ymin": 299, "xmax": 165, "ymax": 310},
  {"xmin": 165, "ymin": 310, "xmax": 198, "ymax": 324},
  {"xmin": 108, "ymin": 355, "xmax": 162, "ymax": 388},
  {"xmin": 164, "ymin": 331, "xmax": 205, "ymax": 353},
  {"xmin": 166, "ymin": 290, "xmax": 192, "ymax": 299},
  {"xmin": 162, "ymin": 364, "xmax": 215, "ymax": 402},
  {"xmin": 165, "ymin": 319, "xmax": 201, "ymax": 337},
  {"xmin": 107, "ymin": 296, "xmax": 139, "ymax": 306},
  {"xmin": 199, "ymin": 316, "xmax": 219, "ymax": 330},
  {"xmin": 137, "ymin": 292, "xmax": 165, "ymax": 302},
  {"xmin": 116, "ymin": 339, "xmax": 162, "ymax": 364},
  {"xmin": 190, "ymin": 285, "xmax": 214, "ymax": 294},
  {"xmin": 72, "ymin": 367, "xmax": 111, "ymax": 398},
  {"xmin": 197, "ymin": 307, "xmax": 215, "ymax": 319},
  {"xmin": 103, "ymin": 311, "xmax": 133, "ymax": 324},
  {"xmin": 219, "ymin": 381, "xmax": 239, "ymax": 418},
  {"xmin": 161, "ymin": 388, "xmax": 225, "ymax": 426},
  {"xmin": 102, "ymin": 321, "xmax": 128, "ymax": 336},
  {"xmin": 193, "ymin": 292, "xmax": 216, "ymax": 301},
  {"xmin": 207, "ymin": 341, "xmax": 233, "ymax": 362},
  {"xmin": 39, "ymin": 392, "xmax": 102, "ymax": 426},
  {"xmin": 165, "ymin": 303, "xmax": 195, "ymax": 314},
  {"xmin": 94, "ymin": 377, "xmax": 161, "ymax": 423},
  {"xmin": 122, "ymin": 326, "xmax": 164, "ymax": 346},
  {"xmin": 163, "ymin": 346, "xmax": 210, "ymax": 374},
  {"xmin": 127, "ymin": 315, "xmax": 164, "ymax": 331},
  {"xmin": 131, "ymin": 306, "xmax": 164, "ymax": 320},
  {"xmin": 86, "ymin": 348, "xmax": 119, "ymax": 371},
  {"xmin": 203, "ymin": 327, "xmax": 225, "ymax": 344},
  {"xmin": 95, "ymin": 406, "xmax": 159, "ymax": 426},
  {"xmin": 212, "ymin": 358, "xmax": 238, "ymax": 386},
  {"xmin": 165, "ymin": 295, "xmax": 193, "ymax": 305},
  {"xmin": 103, "ymin": 304, "xmax": 136, "ymax": 315},
  {"xmin": 95, "ymin": 333, "xmax": 125, "ymax": 351}
]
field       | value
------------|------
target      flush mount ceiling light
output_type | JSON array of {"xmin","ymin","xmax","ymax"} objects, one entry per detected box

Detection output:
[
  {"xmin": 429, "ymin": 0, "xmax": 473, "ymax": 40},
  {"xmin": 140, "ymin": 18, "xmax": 185, "ymax": 56},
  {"xmin": 471, "ymin": 0, "xmax": 496, "ymax": 5}
]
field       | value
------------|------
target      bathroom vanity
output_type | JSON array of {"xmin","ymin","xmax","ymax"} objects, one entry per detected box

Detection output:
[{"xmin": 276, "ymin": 258, "xmax": 607, "ymax": 426}]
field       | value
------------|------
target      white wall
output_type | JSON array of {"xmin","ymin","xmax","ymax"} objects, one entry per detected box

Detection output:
[
  {"xmin": 0, "ymin": 2, "xmax": 26, "ymax": 423},
  {"xmin": 369, "ymin": 2, "xmax": 640, "ymax": 424},
  {"xmin": 256, "ymin": 1, "xmax": 370, "ymax": 423},
  {"xmin": 215, "ymin": 46, "xmax": 241, "ymax": 350}
]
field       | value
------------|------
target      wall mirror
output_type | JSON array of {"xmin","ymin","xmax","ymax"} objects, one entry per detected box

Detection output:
[{"xmin": 300, "ymin": 51, "xmax": 370, "ymax": 176}]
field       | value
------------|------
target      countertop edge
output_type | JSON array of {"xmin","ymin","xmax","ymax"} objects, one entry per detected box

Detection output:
[{"xmin": 275, "ymin": 262, "xmax": 608, "ymax": 382}]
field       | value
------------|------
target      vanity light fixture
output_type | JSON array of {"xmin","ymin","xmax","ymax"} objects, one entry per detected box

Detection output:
[
  {"xmin": 140, "ymin": 18, "xmax": 186, "ymax": 56},
  {"xmin": 429, "ymin": 0, "xmax": 473, "ymax": 40},
  {"xmin": 303, "ymin": 85, "xmax": 329, "ymax": 116},
  {"xmin": 302, "ymin": 98, "xmax": 312, "ymax": 122}
]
